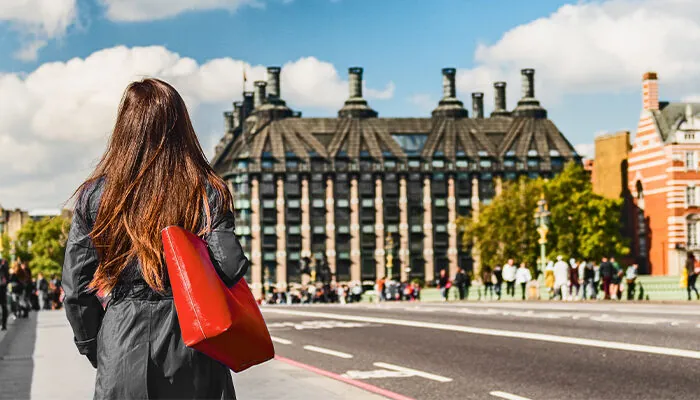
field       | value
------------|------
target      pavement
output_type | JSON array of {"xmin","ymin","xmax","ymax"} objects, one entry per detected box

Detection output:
[
  {"xmin": 0, "ymin": 310, "xmax": 391, "ymax": 400},
  {"xmin": 262, "ymin": 301, "xmax": 700, "ymax": 400}
]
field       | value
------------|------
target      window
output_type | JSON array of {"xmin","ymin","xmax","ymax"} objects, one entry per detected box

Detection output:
[
  {"xmin": 479, "ymin": 159, "xmax": 492, "ymax": 168},
  {"xmin": 362, "ymin": 199, "xmax": 374, "ymax": 208},
  {"xmin": 263, "ymin": 226, "xmax": 275, "ymax": 235},
  {"xmin": 313, "ymin": 226, "xmax": 325, "ymax": 234},
  {"xmin": 338, "ymin": 226, "xmax": 350, "ymax": 234},
  {"xmin": 262, "ymin": 200, "xmax": 275, "ymax": 208},
  {"xmin": 528, "ymin": 159, "xmax": 539, "ymax": 168},
  {"xmin": 289, "ymin": 226, "xmax": 301, "ymax": 234},
  {"xmin": 549, "ymin": 149, "xmax": 560, "ymax": 156},
  {"xmin": 362, "ymin": 225, "xmax": 374, "ymax": 233},
  {"xmin": 456, "ymin": 160, "xmax": 468, "ymax": 168},
  {"xmin": 392, "ymin": 134, "xmax": 428, "ymax": 155},
  {"xmin": 688, "ymin": 217, "xmax": 700, "ymax": 248},
  {"xmin": 528, "ymin": 149, "xmax": 538, "ymax": 157},
  {"xmin": 434, "ymin": 198, "xmax": 446, "ymax": 207},
  {"xmin": 408, "ymin": 160, "xmax": 421, "ymax": 168},
  {"xmin": 387, "ymin": 225, "xmax": 398, "ymax": 233},
  {"xmin": 337, "ymin": 199, "xmax": 349, "ymax": 207},
  {"xmin": 688, "ymin": 186, "xmax": 697, "ymax": 207},
  {"xmin": 478, "ymin": 151, "xmax": 488, "ymax": 157},
  {"xmin": 313, "ymin": 199, "xmax": 325, "ymax": 208},
  {"xmin": 288, "ymin": 199, "xmax": 300, "ymax": 208},
  {"xmin": 687, "ymin": 151, "xmax": 697, "ymax": 170},
  {"xmin": 504, "ymin": 159, "xmax": 515, "ymax": 168},
  {"xmin": 432, "ymin": 160, "xmax": 445, "ymax": 168}
]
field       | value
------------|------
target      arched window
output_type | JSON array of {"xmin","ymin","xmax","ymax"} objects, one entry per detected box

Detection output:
[
  {"xmin": 688, "ymin": 215, "xmax": 700, "ymax": 248},
  {"xmin": 636, "ymin": 180, "xmax": 644, "ymax": 209}
]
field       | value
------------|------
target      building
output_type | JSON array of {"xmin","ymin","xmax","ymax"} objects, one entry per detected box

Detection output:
[
  {"xmin": 0, "ymin": 206, "xmax": 73, "ymax": 256},
  {"xmin": 628, "ymin": 72, "xmax": 700, "ymax": 275},
  {"xmin": 212, "ymin": 66, "xmax": 581, "ymax": 296},
  {"xmin": 594, "ymin": 131, "xmax": 631, "ymax": 199}
]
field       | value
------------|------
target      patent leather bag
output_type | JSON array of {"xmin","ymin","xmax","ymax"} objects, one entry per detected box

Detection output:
[{"xmin": 161, "ymin": 225, "xmax": 274, "ymax": 372}]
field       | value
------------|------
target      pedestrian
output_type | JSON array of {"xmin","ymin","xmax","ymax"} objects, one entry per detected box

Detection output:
[
  {"xmin": 686, "ymin": 252, "xmax": 699, "ymax": 301},
  {"xmin": 610, "ymin": 257, "xmax": 623, "ymax": 300},
  {"xmin": 493, "ymin": 265, "xmax": 503, "ymax": 300},
  {"xmin": 437, "ymin": 269, "xmax": 451, "ymax": 301},
  {"xmin": 502, "ymin": 259, "xmax": 517, "ymax": 298},
  {"xmin": 36, "ymin": 272, "xmax": 50, "ymax": 310},
  {"xmin": 62, "ymin": 79, "xmax": 249, "ymax": 399},
  {"xmin": 544, "ymin": 261, "xmax": 555, "ymax": 299},
  {"xmin": 0, "ymin": 259, "xmax": 8, "ymax": 330},
  {"xmin": 599, "ymin": 257, "xmax": 614, "ymax": 300},
  {"xmin": 515, "ymin": 263, "xmax": 532, "ymax": 300},
  {"xmin": 625, "ymin": 263, "xmax": 639, "ymax": 301},
  {"xmin": 553, "ymin": 256, "xmax": 569, "ymax": 300},
  {"xmin": 568, "ymin": 258, "xmax": 580, "ymax": 300},
  {"xmin": 582, "ymin": 261, "xmax": 595, "ymax": 300},
  {"xmin": 454, "ymin": 268, "xmax": 468, "ymax": 300},
  {"xmin": 482, "ymin": 267, "xmax": 494, "ymax": 300}
]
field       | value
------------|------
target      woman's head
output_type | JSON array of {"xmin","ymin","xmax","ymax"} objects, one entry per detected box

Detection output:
[{"xmin": 76, "ymin": 78, "xmax": 232, "ymax": 294}]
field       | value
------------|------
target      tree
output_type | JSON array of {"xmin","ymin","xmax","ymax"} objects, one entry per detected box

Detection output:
[
  {"xmin": 1, "ymin": 234, "xmax": 11, "ymax": 261},
  {"xmin": 13, "ymin": 216, "xmax": 70, "ymax": 277},
  {"xmin": 460, "ymin": 162, "xmax": 629, "ymax": 274}
]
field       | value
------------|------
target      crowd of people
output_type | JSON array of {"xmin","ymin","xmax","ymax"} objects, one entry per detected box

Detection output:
[
  {"xmin": 0, "ymin": 258, "xmax": 64, "ymax": 330},
  {"xmin": 436, "ymin": 256, "xmax": 645, "ymax": 302}
]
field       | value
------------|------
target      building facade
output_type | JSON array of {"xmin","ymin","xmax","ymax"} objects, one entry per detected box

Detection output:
[
  {"xmin": 212, "ymin": 66, "xmax": 580, "ymax": 297},
  {"xmin": 628, "ymin": 72, "xmax": 700, "ymax": 275}
]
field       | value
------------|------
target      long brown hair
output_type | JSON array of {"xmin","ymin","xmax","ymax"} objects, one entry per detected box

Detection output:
[{"xmin": 74, "ymin": 78, "xmax": 232, "ymax": 294}]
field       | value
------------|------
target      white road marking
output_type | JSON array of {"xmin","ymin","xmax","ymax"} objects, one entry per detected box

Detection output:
[
  {"xmin": 266, "ymin": 320, "xmax": 379, "ymax": 330},
  {"xmin": 490, "ymin": 391, "xmax": 532, "ymax": 400},
  {"xmin": 373, "ymin": 362, "xmax": 452, "ymax": 383},
  {"xmin": 342, "ymin": 369, "xmax": 414, "ymax": 379},
  {"xmin": 303, "ymin": 345, "xmax": 354, "ymax": 359},
  {"xmin": 265, "ymin": 309, "xmax": 700, "ymax": 360},
  {"xmin": 270, "ymin": 336, "xmax": 292, "ymax": 345}
]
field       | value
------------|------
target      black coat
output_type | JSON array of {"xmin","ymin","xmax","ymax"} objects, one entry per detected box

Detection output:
[{"xmin": 63, "ymin": 180, "xmax": 249, "ymax": 399}]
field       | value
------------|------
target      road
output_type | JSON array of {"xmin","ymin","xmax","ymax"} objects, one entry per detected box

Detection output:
[{"xmin": 262, "ymin": 301, "xmax": 700, "ymax": 400}]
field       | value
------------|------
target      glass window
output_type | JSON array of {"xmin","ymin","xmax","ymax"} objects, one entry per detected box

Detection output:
[
  {"xmin": 288, "ymin": 199, "xmax": 300, "ymax": 208},
  {"xmin": 435, "ymin": 198, "xmax": 446, "ymax": 207},
  {"xmin": 408, "ymin": 160, "xmax": 420, "ymax": 168},
  {"xmin": 504, "ymin": 159, "xmax": 515, "ymax": 167},
  {"xmin": 385, "ymin": 160, "xmax": 396, "ymax": 168},
  {"xmin": 549, "ymin": 149, "xmax": 560, "ymax": 156},
  {"xmin": 362, "ymin": 225, "xmax": 374, "ymax": 233},
  {"xmin": 478, "ymin": 151, "xmax": 488, "ymax": 157},
  {"xmin": 338, "ymin": 226, "xmax": 350, "ymax": 234},
  {"xmin": 313, "ymin": 226, "xmax": 325, "ymax": 234},
  {"xmin": 387, "ymin": 225, "xmax": 398, "ymax": 233},
  {"xmin": 687, "ymin": 186, "xmax": 697, "ymax": 207},
  {"xmin": 458, "ymin": 198, "xmax": 470, "ymax": 206},
  {"xmin": 263, "ymin": 226, "xmax": 275, "ymax": 235},
  {"xmin": 392, "ymin": 134, "xmax": 428, "ymax": 154},
  {"xmin": 289, "ymin": 252, "xmax": 300, "ymax": 260},
  {"xmin": 456, "ymin": 160, "xmax": 468, "ymax": 168},
  {"xmin": 289, "ymin": 226, "xmax": 301, "ymax": 234},
  {"xmin": 337, "ymin": 199, "xmax": 349, "ymax": 207},
  {"xmin": 262, "ymin": 200, "xmax": 275, "ymax": 208},
  {"xmin": 435, "ymin": 225, "xmax": 447, "ymax": 233},
  {"xmin": 432, "ymin": 160, "xmax": 445, "ymax": 168},
  {"xmin": 688, "ymin": 219, "xmax": 699, "ymax": 247},
  {"xmin": 411, "ymin": 225, "xmax": 422, "ymax": 233},
  {"xmin": 528, "ymin": 149, "xmax": 538, "ymax": 156},
  {"xmin": 480, "ymin": 159, "xmax": 492, "ymax": 168},
  {"xmin": 263, "ymin": 253, "xmax": 276, "ymax": 261},
  {"xmin": 528, "ymin": 159, "xmax": 539, "ymax": 168},
  {"xmin": 313, "ymin": 199, "xmax": 325, "ymax": 208},
  {"xmin": 362, "ymin": 199, "xmax": 374, "ymax": 207},
  {"xmin": 687, "ymin": 152, "xmax": 697, "ymax": 170}
]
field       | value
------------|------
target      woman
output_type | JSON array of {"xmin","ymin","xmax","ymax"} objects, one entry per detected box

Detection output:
[
  {"xmin": 687, "ymin": 252, "xmax": 699, "ymax": 301},
  {"xmin": 515, "ymin": 263, "xmax": 532, "ymax": 301},
  {"xmin": 63, "ymin": 79, "xmax": 249, "ymax": 399}
]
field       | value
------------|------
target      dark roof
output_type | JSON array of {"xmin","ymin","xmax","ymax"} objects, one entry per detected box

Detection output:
[{"xmin": 655, "ymin": 102, "xmax": 700, "ymax": 142}]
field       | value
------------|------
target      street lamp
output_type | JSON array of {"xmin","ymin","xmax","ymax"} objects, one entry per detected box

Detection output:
[
  {"xmin": 385, "ymin": 234, "xmax": 395, "ymax": 281},
  {"xmin": 533, "ymin": 194, "xmax": 550, "ymax": 273}
]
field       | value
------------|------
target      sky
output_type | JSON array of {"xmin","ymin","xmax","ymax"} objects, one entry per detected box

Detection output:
[{"xmin": 2, "ymin": 0, "xmax": 700, "ymax": 210}]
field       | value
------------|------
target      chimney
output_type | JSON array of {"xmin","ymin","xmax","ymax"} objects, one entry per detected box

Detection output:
[
  {"xmin": 494, "ymin": 81, "xmax": 507, "ymax": 112},
  {"xmin": 521, "ymin": 68, "xmax": 535, "ymax": 99},
  {"xmin": 253, "ymin": 81, "xmax": 266, "ymax": 109},
  {"xmin": 267, "ymin": 66, "xmax": 281, "ymax": 99},
  {"xmin": 642, "ymin": 72, "xmax": 659, "ymax": 111},
  {"xmin": 348, "ymin": 67, "xmax": 363, "ymax": 99},
  {"xmin": 223, "ymin": 111, "xmax": 234, "ymax": 133},
  {"xmin": 233, "ymin": 102, "xmax": 243, "ymax": 127},
  {"xmin": 472, "ymin": 92, "xmax": 484, "ymax": 118},
  {"xmin": 442, "ymin": 68, "xmax": 456, "ymax": 98},
  {"xmin": 242, "ymin": 91, "xmax": 254, "ymax": 117}
]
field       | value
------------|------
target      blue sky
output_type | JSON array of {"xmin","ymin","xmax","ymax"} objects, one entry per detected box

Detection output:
[{"xmin": 2, "ymin": 0, "xmax": 700, "ymax": 209}]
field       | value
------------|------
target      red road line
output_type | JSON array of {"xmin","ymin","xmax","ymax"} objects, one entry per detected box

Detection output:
[{"xmin": 274, "ymin": 355, "xmax": 415, "ymax": 400}]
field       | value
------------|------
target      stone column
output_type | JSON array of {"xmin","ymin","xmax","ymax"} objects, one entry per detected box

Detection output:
[
  {"xmin": 250, "ymin": 177, "xmax": 262, "ymax": 299},
  {"xmin": 350, "ymin": 177, "xmax": 361, "ymax": 282},
  {"xmin": 374, "ymin": 177, "xmax": 385, "ymax": 280},
  {"xmin": 300, "ymin": 176, "xmax": 311, "ymax": 285},
  {"xmin": 275, "ymin": 177, "xmax": 287, "ymax": 290},
  {"xmin": 447, "ymin": 175, "xmax": 458, "ymax": 278},
  {"xmin": 301, "ymin": 177, "xmax": 311, "ymax": 257},
  {"xmin": 399, "ymin": 176, "xmax": 409, "ymax": 282},
  {"xmin": 495, "ymin": 175, "xmax": 503, "ymax": 197},
  {"xmin": 471, "ymin": 176, "xmax": 481, "ymax": 273},
  {"xmin": 325, "ymin": 177, "xmax": 336, "ymax": 274},
  {"xmin": 423, "ymin": 176, "xmax": 434, "ymax": 282}
]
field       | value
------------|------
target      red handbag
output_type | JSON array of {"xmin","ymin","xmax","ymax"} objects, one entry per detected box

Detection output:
[{"xmin": 161, "ymin": 225, "xmax": 274, "ymax": 372}]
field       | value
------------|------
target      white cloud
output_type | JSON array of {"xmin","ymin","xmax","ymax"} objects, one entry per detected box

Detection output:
[
  {"xmin": 0, "ymin": 0, "xmax": 77, "ymax": 61},
  {"xmin": 0, "ymin": 46, "xmax": 393, "ymax": 209},
  {"xmin": 574, "ymin": 143, "xmax": 595, "ymax": 160},
  {"xmin": 408, "ymin": 93, "xmax": 437, "ymax": 114},
  {"xmin": 100, "ymin": 0, "xmax": 262, "ymax": 22},
  {"xmin": 456, "ymin": 0, "xmax": 700, "ymax": 107}
]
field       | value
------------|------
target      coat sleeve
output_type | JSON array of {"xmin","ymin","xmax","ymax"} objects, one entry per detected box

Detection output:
[
  {"xmin": 205, "ymin": 207, "xmax": 250, "ymax": 288},
  {"xmin": 62, "ymin": 199, "xmax": 104, "ymax": 365}
]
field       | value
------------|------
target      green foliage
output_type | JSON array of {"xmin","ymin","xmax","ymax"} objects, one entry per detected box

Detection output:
[
  {"xmin": 12, "ymin": 216, "xmax": 70, "ymax": 278},
  {"xmin": 459, "ymin": 162, "xmax": 630, "ymax": 274},
  {"xmin": 1, "ymin": 234, "xmax": 10, "ymax": 261}
]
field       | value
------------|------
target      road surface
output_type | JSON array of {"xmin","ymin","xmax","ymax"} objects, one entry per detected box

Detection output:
[{"xmin": 262, "ymin": 301, "xmax": 700, "ymax": 400}]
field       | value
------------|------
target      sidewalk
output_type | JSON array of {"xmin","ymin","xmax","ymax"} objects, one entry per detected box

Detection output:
[{"xmin": 0, "ymin": 311, "xmax": 388, "ymax": 400}]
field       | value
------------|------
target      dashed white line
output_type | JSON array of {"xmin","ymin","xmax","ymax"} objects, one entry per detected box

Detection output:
[
  {"xmin": 265, "ymin": 309, "xmax": 700, "ymax": 360},
  {"xmin": 373, "ymin": 362, "xmax": 452, "ymax": 382},
  {"xmin": 303, "ymin": 345, "xmax": 353, "ymax": 359},
  {"xmin": 270, "ymin": 336, "xmax": 292, "ymax": 345},
  {"xmin": 490, "ymin": 391, "xmax": 532, "ymax": 400}
]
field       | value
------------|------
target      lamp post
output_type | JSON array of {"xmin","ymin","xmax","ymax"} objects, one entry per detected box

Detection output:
[
  {"xmin": 385, "ymin": 234, "xmax": 395, "ymax": 281},
  {"xmin": 533, "ymin": 194, "xmax": 550, "ymax": 273}
]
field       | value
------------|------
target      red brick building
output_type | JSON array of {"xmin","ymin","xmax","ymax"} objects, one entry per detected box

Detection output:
[{"xmin": 628, "ymin": 72, "xmax": 700, "ymax": 275}]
